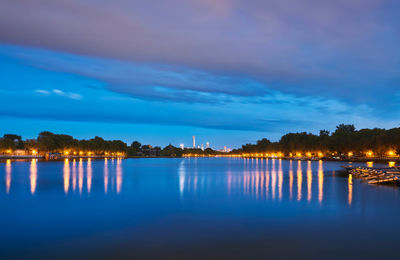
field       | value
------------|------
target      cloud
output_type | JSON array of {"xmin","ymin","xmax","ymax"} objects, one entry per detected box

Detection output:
[
  {"xmin": 35, "ymin": 88, "xmax": 82, "ymax": 100},
  {"xmin": 2, "ymin": 45, "xmax": 267, "ymax": 104},
  {"xmin": 0, "ymin": 0, "xmax": 399, "ymax": 107},
  {"xmin": 35, "ymin": 89, "xmax": 50, "ymax": 95},
  {"xmin": 52, "ymin": 89, "xmax": 82, "ymax": 100},
  {"xmin": 1, "ymin": 1, "xmax": 400, "ymax": 140}
]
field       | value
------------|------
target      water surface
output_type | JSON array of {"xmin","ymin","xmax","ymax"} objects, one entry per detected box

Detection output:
[{"xmin": 0, "ymin": 158, "xmax": 399, "ymax": 259}]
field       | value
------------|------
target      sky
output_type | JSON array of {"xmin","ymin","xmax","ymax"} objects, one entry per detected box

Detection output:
[{"xmin": 0, "ymin": 0, "xmax": 400, "ymax": 149}]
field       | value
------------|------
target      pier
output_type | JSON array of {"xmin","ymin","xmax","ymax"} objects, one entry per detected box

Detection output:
[{"xmin": 344, "ymin": 166, "xmax": 400, "ymax": 185}]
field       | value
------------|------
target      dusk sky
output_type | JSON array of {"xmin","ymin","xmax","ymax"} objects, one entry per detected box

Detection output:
[{"xmin": 1, "ymin": 0, "xmax": 400, "ymax": 149}]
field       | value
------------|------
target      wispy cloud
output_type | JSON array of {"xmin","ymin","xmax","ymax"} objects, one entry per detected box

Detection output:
[
  {"xmin": 35, "ymin": 88, "xmax": 82, "ymax": 100},
  {"xmin": 35, "ymin": 89, "xmax": 50, "ymax": 95},
  {"xmin": 52, "ymin": 89, "xmax": 82, "ymax": 100}
]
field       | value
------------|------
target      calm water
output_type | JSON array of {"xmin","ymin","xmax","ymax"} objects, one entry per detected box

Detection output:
[{"xmin": 0, "ymin": 158, "xmax": 399, "ymax": 259}]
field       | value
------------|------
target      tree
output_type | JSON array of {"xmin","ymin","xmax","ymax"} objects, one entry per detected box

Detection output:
[
  {"xmin": 37, "ymin": 131, "xmax": 58, "ymax": 152},
  {"xmin": 335, "ymin": 124, "xmax": 355, "ymax": 134},
  {"xmin": 331, "ymin": 124, "xmax": 356, "ymax": 154},
  {"xmin": 319, "ymin": 130, "xmax": 330, "ymax": 137},
  {"xmin": 160, "ymin": 144, "xmax": 183, "ymax": 157},
  {"xmin": 3, "ymin": 134, "xmax": 23, "ymax": 149}
]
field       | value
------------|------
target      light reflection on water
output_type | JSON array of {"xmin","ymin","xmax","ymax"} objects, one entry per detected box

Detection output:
[
  {"xmin": 104, "ymin": 158, "xmax": 109, "ymax": 194},
  {"xmin": 318, "ymin": 160, "xmax": 323, "ymax": 204},
  {"xmin": 30, "ymin": 159, "xmax": 37, "ymax": 194},
  {"xmin": 348, "ymin": 174, "xmax": 353, "ymax": 206},
  {"xmin": 5, "ymin": 159, "xmax": 11, "ymax": 194},
  {"xmin": 307, "ymin": 160, "xmax": 312, "ymax": 202},
  {"xmin": 1, "ymin": 158, "xmax": 400, "ymax": 259},
  {"xmin": 116, "ymin": 158, "xmax": 122, "ymax": 194},
  {"xmin": 173, "ymin": 158, "xmax": 357, "ymax": 205},
  {"xmin": 2, "ymin": 158, "xmax": 125, "ymax": 195},
  {"xmin": 64, "ymin": 159, "xmax": 70, "ymax": 194},
  {"xmin": 87, "ymin": 158, "xmax": 92, "ymax": 194},
  {"xmin": 72, "ymin": 159, "xmax": 77, "ymax": 192},
  {"xmin": 297, "ymin": 160, "xmax": 302, "ymax": 201},
  {"xmin": 289, "ymin": 160, "xmax": 293, "ymax": 200},
  {"xmin": 0, "ymin": 158, "xmax": 396, "ymax": 206}
]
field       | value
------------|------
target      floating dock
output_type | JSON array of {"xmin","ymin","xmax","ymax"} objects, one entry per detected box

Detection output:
[{"xmin": 343, "ymin": 166, "xmax": 400, "ymax": 185}]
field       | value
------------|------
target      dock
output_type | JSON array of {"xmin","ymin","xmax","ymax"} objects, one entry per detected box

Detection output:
[{"xmin": 343, "ymin": 166, "xmax": 400, "ymax": 185}]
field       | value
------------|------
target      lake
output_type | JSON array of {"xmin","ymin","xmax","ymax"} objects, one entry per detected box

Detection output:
[{"xmin": 0, "ymin": 158, "xmax": 399, "ymax": 259}]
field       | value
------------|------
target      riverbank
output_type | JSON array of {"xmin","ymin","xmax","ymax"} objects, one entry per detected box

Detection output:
[{"xmin": 0, "ymin": 155, "xmax": 126, "ymax": 161}]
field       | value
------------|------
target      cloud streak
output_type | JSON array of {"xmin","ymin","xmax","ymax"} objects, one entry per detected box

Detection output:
[
  {"xmin": 0, "ymin": 0, "xmax": 399, "ymax": 106},
  {"xmin": 35, "ymin": 88, "xmax": 82, "ymax": 100}
]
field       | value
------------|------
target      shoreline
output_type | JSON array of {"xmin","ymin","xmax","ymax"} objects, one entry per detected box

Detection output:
[{"xmin": 1, "ymin": 155, "xmax": 399, "ymax": 165}]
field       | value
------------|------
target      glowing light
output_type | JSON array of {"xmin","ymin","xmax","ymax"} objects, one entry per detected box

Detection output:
[
  {"xmin": 87, "ymin": 159, "xmax": 92, "ymax": 194},
  {"xmin": 104, "ymin": 158, "xmax": 109, "ymax": 194},
  {"xmin": 63, "ymin": 159, "xmax": 70, "ymax": 194},
  {"xmin": 178, "ymin": 160, "xmax": 185, "ymax": 197},
  {"xmin": 318, "ymin": 152, "xmax": 323, "ymax": 157},
  {"xmin": 72, "ymin": 159, "xmax": 77, "ymax": 192},
  {"xmin": 306, "ymin": 152, "xmax": 312, "ymax": 157},
  {"xmin": 389, "ymin": 161, "xmax": 396, "ymax": 167},
  {"xmin": 271, "ymin": 159, "xmax": 276, "ymax": 199},
  {"xmin": 318, "ymin": 160, "xmax": 324, "ymax": 204},
  {"xmin": 265, "ymin": 168, "xmax": 270, "ymax": 199},
  {"xmin": 78, "ymin": 159, "xmax": 83, "ymax": 195},
  {"xmin": 6, "ymin": 160, "xmax": 11, "ymax": 194},
  {"xmin": 307, "ymin": 161, "xmax": 312, "ymax": 202},
  {"xmin": 366, "ymin": 151, "xmax": 373, "ymax": 157},
  {"xmin": 348, "ymin": 152, "xmax": 353, "ymax": 157},
  {"xmin": 278, "ymin": 159, "xmax": 283, "ymax": 200},
  {"xmin": 388, "ymin": 150, "xmax": 395, "ymax": 156},
  {"xmin": 289, "ymin": 160, "xmax": 293, "ymax": 200},
  {"xmin": 32, "ymin": 150, "xmax": 37, "ymax": 155},
  {"xmin": 348, "ymin": 174, "xmax": 353, "ymax": 206},
  {"xmin": 30, "ymin": 159, "xmax": 37, "ymax": 194},
  {"xmin": 297, "ymin": 160, "xmax": 302, "ymax": 201}
]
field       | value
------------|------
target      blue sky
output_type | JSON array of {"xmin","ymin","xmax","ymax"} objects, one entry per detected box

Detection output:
[{"xmin": 0, "ymin": 0, "xmax": 400, "ymax": 149}]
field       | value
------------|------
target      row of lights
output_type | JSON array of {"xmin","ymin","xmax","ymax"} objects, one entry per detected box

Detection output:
[
  {"xmin": 1, "ymin": 149, "xmax": 125, "ymax": 156},
  {"xmin": 184, "ymin": 150, "xmax": 398, "ymax": 158},
  {"xmin": 63, "ymin": 151, "xmax": 125, "ymax": 156}
]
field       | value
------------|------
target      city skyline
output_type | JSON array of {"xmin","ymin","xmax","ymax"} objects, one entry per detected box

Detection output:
[{"xmin": 1, "ymin": 0, "xmax": 400, "ymax": 148}]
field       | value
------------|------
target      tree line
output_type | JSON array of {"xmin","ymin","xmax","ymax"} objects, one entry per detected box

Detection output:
[
  {"xmin": 2, "ymin": 124, "xmax": 400, "ymax": 158},
  {"xmin": 0, "ymin": 131, "xmax": 219, "ymax": 157},
  {"xmin": 231, "ymin": 124, "xmax": 400, "ymax": 157}
]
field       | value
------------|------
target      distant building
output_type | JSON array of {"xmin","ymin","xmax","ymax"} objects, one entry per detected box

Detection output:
[
  {"xmin": 180, "ymin": 144, "xmax": 184, "ymax": 150},
  {"xmin": 206, "ymin": 142, "xmax": 210, "ymax": 149},
  {"xmin": 201, "ymin": 144, "xmax": 204, "ymax": 151},
  {"xmin": 223, "ymin": 146, "xmax": 231, "ymax": 153},
  {"xmin": 218, "ymin": 147, "xmax": 231, "ymax": 153},
  {"xmin": 192, "ymin": 136, "xmax": 196, "ymax": 148}
]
